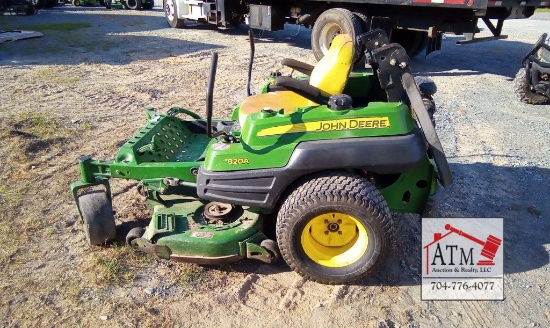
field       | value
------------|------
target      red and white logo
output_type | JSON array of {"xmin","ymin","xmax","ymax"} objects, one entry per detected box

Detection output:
[
  {"xmin": 423, "ymin": 223, "xmax": 502, "ymax": 274},
  {"xmin": 421, "ymin": 218, "xmax": 503, "ymax": 300}
]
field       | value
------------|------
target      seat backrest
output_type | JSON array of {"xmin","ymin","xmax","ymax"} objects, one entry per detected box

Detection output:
[{"xmin": 309, "ymin": 34, "xmax": 354, "ymax": 95}]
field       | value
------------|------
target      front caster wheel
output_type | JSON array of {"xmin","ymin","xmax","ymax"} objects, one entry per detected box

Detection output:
[
  {"xmin": 126, "ymin": 227, "xmax": 144, "ymax": 246},
  {"xmin": 77, "ymin": 190, "xmax": 116, "ymax": 246},
  {"xmin": 260, "ymin": 239, "xmax": 280, "ymax": 263},
  {"xmin": 276, "ymin": 171, "xmax": 393, "ymax": 284}
]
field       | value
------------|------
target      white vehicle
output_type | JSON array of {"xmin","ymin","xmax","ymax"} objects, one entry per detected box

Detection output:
[{"xmin": 163, "ymin": 0, "xmax": 543, "ymax": 62}]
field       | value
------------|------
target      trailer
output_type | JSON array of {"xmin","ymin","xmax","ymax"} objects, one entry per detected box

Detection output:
[{"xmin": 163, "ymin": 0, "xmax": 544, "ymax": 61}]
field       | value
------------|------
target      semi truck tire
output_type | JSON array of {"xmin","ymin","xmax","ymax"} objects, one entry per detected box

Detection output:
[
  {"xmin": 390, "ymin": 29, "xmax": 428, "ymax": 58},
  {"xmin": 312, "ymin": 8, "xmax": 364, "ymax": 65},
  {"xmin": 164, "ymin": 0, "xmax": 185, "ymax": 28},
  {"xmin": 127, "ymin": 0, "xmax": 142, "ymax": 10}
]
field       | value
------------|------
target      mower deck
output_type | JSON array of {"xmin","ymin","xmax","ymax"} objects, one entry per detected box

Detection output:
[{"xmin": 130, "ymin": 195, "xmax": 271, "ymax": 264}]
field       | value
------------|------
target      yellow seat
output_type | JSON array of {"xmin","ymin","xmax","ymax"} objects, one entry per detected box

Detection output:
[{"xmin": 239, "ymin": 34, "xmax": 354, "ymax": 126}]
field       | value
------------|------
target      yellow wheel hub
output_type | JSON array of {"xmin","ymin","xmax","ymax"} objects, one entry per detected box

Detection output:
[{"xmin": 300, "ymin": 212, "xmax": 368, "ymax": 268}]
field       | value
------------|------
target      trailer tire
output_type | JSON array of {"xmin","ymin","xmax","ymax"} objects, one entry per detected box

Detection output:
[
  {"xmin": 78, "ymin": 190, "xmax": 117, "ymax": 246},
  {"xmin": 71, "ymin": 0, "xmax": 79, "ymax": 6},
  {"xmin": 276, "ymin": 171, "xmax": 393, "ymax": 284},
  {"xmin": 391, "ymin": 29, "xmax": 428, "ymax": 58},
  {"xmin": 164, "ymin": 0, "xmax": 185, "ymax": 28},
  {"xmin": 312, "ymin": 8, "xmax": 364, "ymax": 66},
  {"xmin": 127, "ymin": 0, "xmax": 142, "ymax": 9},
  {"xmin": 514, "ymin": 68, "xmax": 550, "ymax": 105}
]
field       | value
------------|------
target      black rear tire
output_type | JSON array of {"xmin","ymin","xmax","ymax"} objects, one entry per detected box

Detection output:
[
  {"xmin": 311, "ymin": 8, "xmax": 364, "ymax": 66},
  {"xmin": 276, "ymin": 171, "xmax": 393, "ymax": 284},
  {"xmin": 514, "ymin": 67, "xmax": 550, "ymax": 105},
  {"xmin": 164, "ymin": 0, "xmax": 185, "ymax": 28},
  {"xmin": 126, "ymin": 0, "xmax": 142, "ymax": 9},
  {"xmin": 77, "ymin": 190, "xmax": 116, "ymax": 246}
]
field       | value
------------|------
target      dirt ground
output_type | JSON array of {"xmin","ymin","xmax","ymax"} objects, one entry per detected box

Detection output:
[{"xmin": 1, "ymin": 5, "xmax": 549, "ymax": 328}]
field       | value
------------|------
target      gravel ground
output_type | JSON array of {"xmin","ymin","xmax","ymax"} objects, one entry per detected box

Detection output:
[{"xmin": 0, "ymin": 5, "xmax": 549, "ymax": 328}]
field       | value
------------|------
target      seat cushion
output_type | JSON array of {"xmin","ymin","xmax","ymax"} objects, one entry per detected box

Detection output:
[
  {"xmin": 238, "ymin": 91, "xmax": 313, "ymax": 126},
  {"xmin": 310, "ymin": 34, "xmax": 353, "ymax": 95}
]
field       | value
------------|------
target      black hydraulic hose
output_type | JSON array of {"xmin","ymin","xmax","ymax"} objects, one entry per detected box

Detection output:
[
  {"xmin": 206, "ymin": 52, "xmax": 218, "ymax": 138},
  {"xmin": 246, "ymin": 29, "xmax": 255, "ymax": 97}
]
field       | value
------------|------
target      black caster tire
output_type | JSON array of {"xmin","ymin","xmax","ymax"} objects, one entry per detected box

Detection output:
[{"xmin": 77, "ymin": 190, "xmax": 116, "ymax": 246}]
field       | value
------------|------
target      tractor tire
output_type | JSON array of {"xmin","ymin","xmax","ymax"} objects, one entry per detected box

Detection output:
[
  {"xmin": 71, "ymin": 0, "xmax": 79, "ymax": 6},
  {"xmin": 142, "ymin": 0, "xmax": 153, "ymax": 9},
  {"xmin": 390, "ymin": 29, "xmax": 428, "ymax": 58},
  {"xmin": 164, "ymin": 0, "xmax": 185, "ymax": 28},
  {"xmin": 126, "ymin": 0, "xmax": 142, "ymax": 9},
  {"xmin": 77, "ymin": 190, "xmax": 116, "ymax": 246},
  {"xmin": 513, "ymin": 68, "xmax": 550, "ymax": 105},
  {"xmin": 311, "ymin": 8, "xmax": 364, "ymax": 66},
  {"xmin": 276, "ymin": 171, "xmax": 393, "ymax": 284}
]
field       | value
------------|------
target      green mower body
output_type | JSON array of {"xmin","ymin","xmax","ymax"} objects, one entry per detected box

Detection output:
[{"xmin": 71, "ymin": 29, "xmax": 452, "ymax": 284}]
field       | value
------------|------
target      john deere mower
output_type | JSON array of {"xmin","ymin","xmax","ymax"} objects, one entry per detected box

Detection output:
[
  {"xmin": 514, "ymin": 33, "xmax": 550, "ymax": 105},
  {"xmin": 71, "ymin": 29, "xmax": 452, "ymax": 284}
]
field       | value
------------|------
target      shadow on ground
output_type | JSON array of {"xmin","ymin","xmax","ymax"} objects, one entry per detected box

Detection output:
[
  {"xmin": 208, "ymin": 162, "xmax": 549, "ymax": 287},
  {"xmin": 0, "ymin": 7, "xmax": 224, "ymax": 65},
  {"xmin": 411, "ymin": 35, "xmax": 535, "ymax": 79}
]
